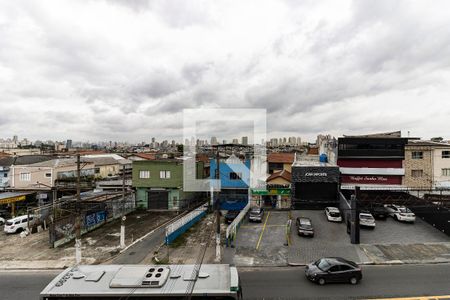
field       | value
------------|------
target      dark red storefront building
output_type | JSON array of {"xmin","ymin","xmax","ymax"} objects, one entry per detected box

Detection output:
[{"xmin": 337, "ymin": 131, "xmax": 415, "ymax": 190}]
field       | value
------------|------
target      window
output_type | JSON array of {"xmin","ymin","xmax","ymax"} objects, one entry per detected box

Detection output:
[
  {"xmin": 229, "ymin": 172, "xmax": 242, "ymax": 180},
  {"xmin": 442, "ymin": 151, "xmax": 450, "ymax": 159},
  {"xmin": 328, "ymin": 266, "xmax": 340, "ymax": 273},
  {"xmin": 3, "ymin": 173, "xmax": 6, "ymax": 178},
  {"xmin": 45, "ymin": 173, "xmax": 51, "ymax": 178},
  {"xmin": 412, "ymin": 151, "xmax": 423, "ymax": 159},
  {"xmin": 160, "ymin": 170, "xmax": 171, "ymax": 179},
  {"xmin": 94, "ymin": 167, "xmax": 100, "ymax": 174},
  {"xmin": 139, "ymin": 170, "xmax": 150, "ymax": 179},
  {"xmin": 442, "ymin": 169, "xmax": 450, "ymax": 177},
  {"xmin": 339, "ymin": 265, "xmax": 352, "ymax": 271},
  {"xmin": 411, "ymin": 170, "xmax": 424, "ymax": 178},
  {"xmin": 19, "ymin": 172, "xmax": 31, "ymax": 181}
]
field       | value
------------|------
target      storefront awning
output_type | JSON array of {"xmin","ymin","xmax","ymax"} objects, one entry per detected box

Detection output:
[{"xmin": 0, "ymin": 192, "xmax": 33, "ymax": 205}]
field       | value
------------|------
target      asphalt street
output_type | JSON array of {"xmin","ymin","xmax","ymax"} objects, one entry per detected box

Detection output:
[{"xmin": 1, "ymin": 264, "xmax": 450, "ymax": 299}]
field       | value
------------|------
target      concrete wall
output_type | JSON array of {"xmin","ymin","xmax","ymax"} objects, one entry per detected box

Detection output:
[
  {"xmin": 433, "ymin": 147, "xmax": 450, "ymax": 188},
  {"xmin": 96, "ymin": 164, "xmax": 121, "ymax": 178}
]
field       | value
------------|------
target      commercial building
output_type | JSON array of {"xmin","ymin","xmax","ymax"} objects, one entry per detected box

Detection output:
[
  {"xmin": 210, "ymin": 156, "xmax": 250, "ymax": 210},
  {"xmin": 291, "ymin": 160, "xmax": 340, "ymax": 209},
  {"xmin": 338, "ymin": 131, "xmax": 412, "ymax": 190},
  {"xmin": 404, "ymin": 140, "xmax": 450, "ymax": 189},
  {"xmin": 133, "ymin": 159, "xmax": 205, "ymax": 210}
]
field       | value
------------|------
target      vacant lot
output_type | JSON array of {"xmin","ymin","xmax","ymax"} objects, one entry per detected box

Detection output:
[{"xmin": 0, "ymin": 211, "xmax": 176, "ymax": 268}]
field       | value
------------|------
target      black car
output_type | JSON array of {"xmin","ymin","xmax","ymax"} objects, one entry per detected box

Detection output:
[
  {"xmin": 224, "ymin": 210, "xmax": 240, "ymax": 224},
  {"xmin": 296, "ymin": 217, "xmax": 314, "ymax": 237},
  {"xmin": 305, "ymin": 257, "xmax": 362, "ymax": 285},
  {"xmin": 369, "ymin": 205, "xmax": 389, "ymax": 220}
]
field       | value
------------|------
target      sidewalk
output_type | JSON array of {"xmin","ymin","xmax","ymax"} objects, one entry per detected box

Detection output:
[{"xmin": 360, "ymin": 242, "xmax": 450, "ymax": 265}]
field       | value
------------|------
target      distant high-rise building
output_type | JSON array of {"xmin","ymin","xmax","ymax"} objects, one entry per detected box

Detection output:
[
  {"xmin": 232, "ymin": 138, "xmax": 239, "ymax": 144},
  {"xmin": 222, "ymin": 139, "xmax": 227, "ymax": 144},
  {"xmin": 297, "ymin": 137, "xmax": 302, "ymax": 146},
  {"xmin": 211, "ymin": 137, "xmax": 218, "ymax": 145},
  {"xmin": 66, "ymin": 139, "xmax": 73, "ymax": 149},
  {"xmin": 242, "ymin": 136, "xmax": 248, "ymax": 145},
  {"xmin": 13, "ymin": 135, "xmax": 18, "ymax": 144},
  {"xmin": 152, "ymin": 137, "xmax": 155, "ymax": 143}
]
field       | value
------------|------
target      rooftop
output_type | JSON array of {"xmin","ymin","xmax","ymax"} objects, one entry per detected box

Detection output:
[
  {"xmin": 268, "ymin": 152, "xmax": 295, "ymax": 163},
  {"xmin": 406, "ymin": 140, "xmax": 450, "ymax": 148},
  {"xmin": 267, "ymin": 170, "xmax": 292, "ymax": 182}
]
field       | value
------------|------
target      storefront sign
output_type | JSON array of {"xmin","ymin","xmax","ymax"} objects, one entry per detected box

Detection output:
[
  {"xmin": 341, "ymin": 175, "xmax": 402, "ymax": 184},
  {"xmin": 304, "ymin": 172, "xmax": 328, "ymax": 177},
  {"xmin": 0, "ymin": 195, "xmax": 26, "ymax": 205},
  {"xmin": 251, "ymin": 188, "xmax": 290, "ymax": 195}
]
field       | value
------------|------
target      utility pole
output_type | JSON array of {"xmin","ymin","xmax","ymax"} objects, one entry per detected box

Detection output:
[
  {"xmin": 215, "ymin": 148, "xmax": 221, "ymax": 262},
  {"xmin": 75, "ymin": 154, "xmax": 82, "ymax": 265},
  {"xmin": 120, "ymin": 164, "xmax": 126, "ymax": 249}
]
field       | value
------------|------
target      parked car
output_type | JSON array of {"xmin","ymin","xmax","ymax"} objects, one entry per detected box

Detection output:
[
  {"xmin": 3, "ymin": 215, "xmax": 36, "ymax": 234},
  {"xmin": 296, "ymin": 217, "xmax": 314, "ymax": 237},
  {"xmin": 0, "ymin": 217, "xmax": 5, "ymax": 226},
  {"xmin": 305, "ymin": 257, "xmax": 362, "ymax": 285},
  {"xmin": 384, "ymin": 204, "xmax": 416, "ymax": 223},
  {"xmin": 368, "ymin": 205, "xmax": 388, "ymax": 220},
  {"xmin": 248, "ymin": 207, "xmax": 264, "ymax": 223},
  {"xmin": 325, "ymin": 207, "xmax": 342, "ymax": 222},
  {"xmin": 359, "ymin": 211, "xmax": 376, "ymax": 228},
  {"xmin": 224, "ymin": 210, "xmax": 240, "ymax": 224}
]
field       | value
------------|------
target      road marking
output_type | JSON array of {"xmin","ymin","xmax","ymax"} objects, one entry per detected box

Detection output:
[
  {"xmin": 256, "ymin": 211, "xmax": 270, "ymax": 250},
  {"xmin": 241, "ymin": 224, "xmax": 285, "ymax": 228},
  {"xmin": 366, "ymin": 295, "xmax": 450, "ymax": 300}
]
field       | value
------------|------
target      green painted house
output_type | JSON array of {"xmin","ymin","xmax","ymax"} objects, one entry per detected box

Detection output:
[{"xmin": 133, "ymin": 159, "xmax": 205, "ymax": 210}]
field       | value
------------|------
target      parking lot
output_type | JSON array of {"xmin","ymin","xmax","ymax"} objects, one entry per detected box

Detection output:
[
  {"xmin": 288, "ymin": 209, "xmax": 450, "ymax": 265},
  {"xmin": 233, "ymin": 210, "xmax": 289, "ymax": 266}
]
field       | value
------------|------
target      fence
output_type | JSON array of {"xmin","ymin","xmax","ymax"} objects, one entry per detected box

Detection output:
[
  {"xmin": 225, "ymin": 202, "xmax": 251, "ymax": 247},
  {"xmin": 165, "ymin": 204, "xmax": 208, "ymax": 244},
  {"xmin": 410, "ymin": 204, "xmax": 450, "ymax": 236},
  {"xmin": 49, "ymin": 192, "xmax": 135, "ymax": 248}
]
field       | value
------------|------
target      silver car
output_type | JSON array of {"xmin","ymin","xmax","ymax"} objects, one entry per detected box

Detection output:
[{"xmin": 248, "ymin": 207, "xmax": 264, "ymax": 222}]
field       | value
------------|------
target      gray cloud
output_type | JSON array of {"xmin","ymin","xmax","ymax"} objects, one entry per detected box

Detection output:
[{"xmin": 1, "ymin": 0, "xmax": 450, "ymax": 142}]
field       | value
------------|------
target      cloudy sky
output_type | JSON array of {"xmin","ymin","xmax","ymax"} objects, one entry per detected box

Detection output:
[{"xmin": 1, "ymin": 0, "xmax": 450, "ymax": 143}]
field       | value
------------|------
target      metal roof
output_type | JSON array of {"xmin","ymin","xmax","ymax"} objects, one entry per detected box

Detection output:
[
  {"xmin": 0, "ymin": 191, "xmax": 33, "ymax": 200},
  {"xmin": 40, "ymin": 264, "xmax": 236, "ymax": 297}
]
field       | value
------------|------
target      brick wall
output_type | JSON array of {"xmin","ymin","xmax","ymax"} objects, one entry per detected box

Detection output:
[{"xmin": 403, "ymin": 146, "xmax": 433, "ymax": 189}]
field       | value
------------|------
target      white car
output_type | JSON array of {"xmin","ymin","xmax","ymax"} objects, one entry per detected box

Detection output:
[
  {"xmin": 384, "ymin": 204, "xmax": 416, "ymax": 223},
  {"xmin": 0, "ymin": 217, "xmax": 5, "ymax": 226},
  {"xmin": 325, "ymin": 207, "xmax": 342, "ymax": 222},
  {"xmin": 3, "ymin": 215, "xmax": 36, "ymax": 234},
  {"xmin": 359, "ymin": 211, "xmax": 376, "ymax": 228}
]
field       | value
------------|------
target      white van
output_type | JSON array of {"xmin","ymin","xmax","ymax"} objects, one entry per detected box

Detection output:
[{"xmin": 3, "ymin": 215, "xmax": 36, "ymax": 234}]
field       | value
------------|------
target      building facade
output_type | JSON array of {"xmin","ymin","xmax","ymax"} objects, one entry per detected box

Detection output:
[
  {"xmin": 210, "ymin": 156, "xmax": 250, "ymax": 210},
  {"xmin": 404, "ymin": 141, "xmax": 450, "ymax": 189},
  {"xmin": 338, "ymin": 132, "xmax": 412, "ymax": 190},
  {"xmin": 133, "ymin": 160, "xmax": 205, "ymax": 210},
  {"xmin": 267, "ymin": 153, "xmax": 295, "ymax": 174},
  {"xmin": 9, "ymin": 158, "xmax": 95, "ymax": 190}
]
